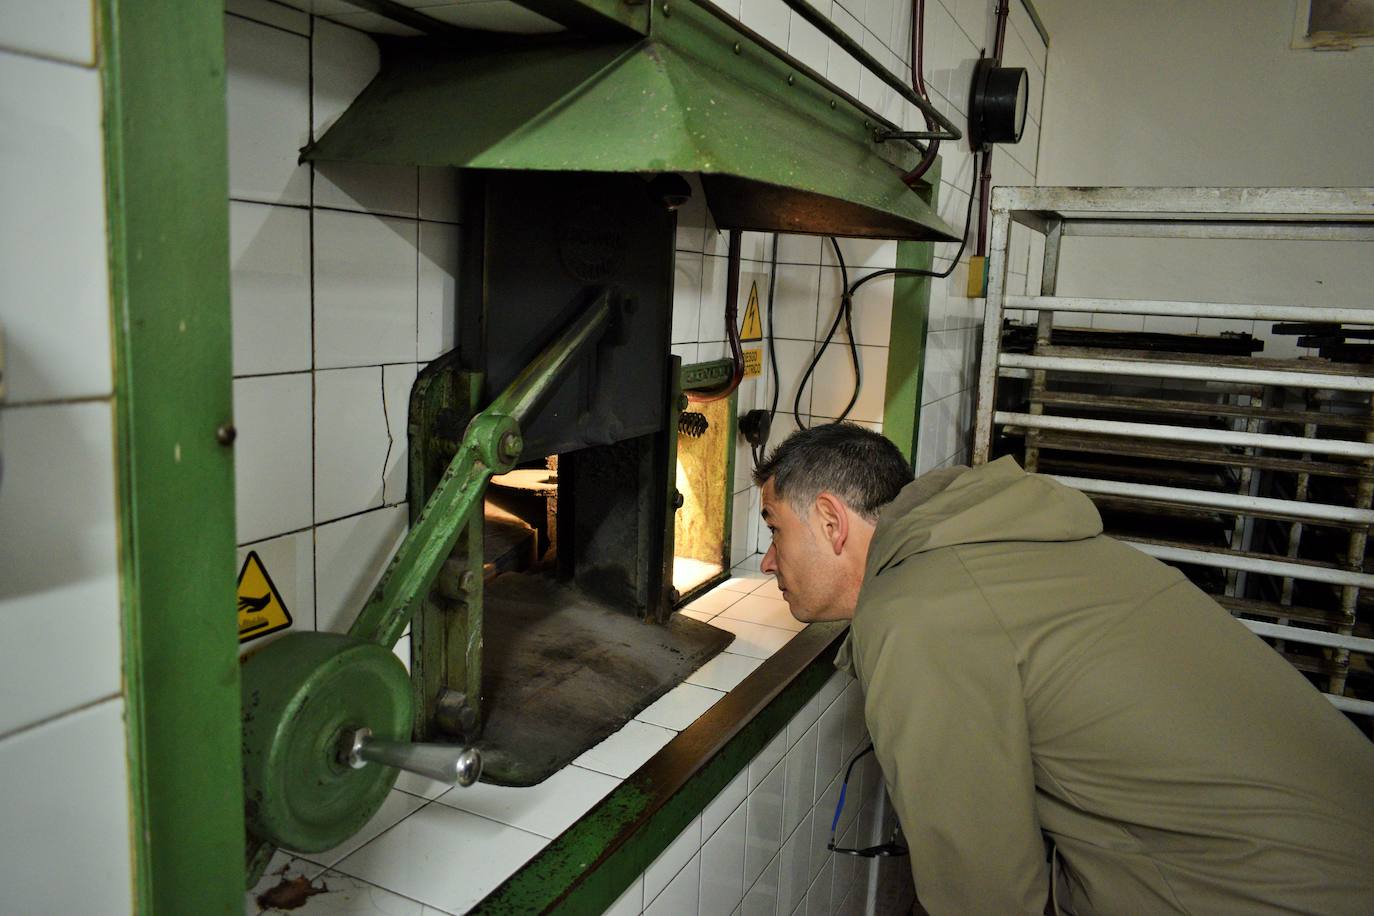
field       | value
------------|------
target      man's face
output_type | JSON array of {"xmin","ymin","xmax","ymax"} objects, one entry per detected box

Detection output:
[{"xmin": 759, "ymin": 479, "xmax": 850, "ymax": 623}]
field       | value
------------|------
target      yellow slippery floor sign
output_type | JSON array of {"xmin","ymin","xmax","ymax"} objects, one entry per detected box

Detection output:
[
  {"xmin": 237, "ymin": 550, "xmax": 292, "ymax": 644},
  {"xmin": 739, "ymin": 281, "xmax": 763, "ymax": 342}
]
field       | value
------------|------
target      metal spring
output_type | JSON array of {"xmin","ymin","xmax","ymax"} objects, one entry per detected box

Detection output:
[{"xmin": 679, "ymin": 411, "xmax": 709, "ymax": 438}]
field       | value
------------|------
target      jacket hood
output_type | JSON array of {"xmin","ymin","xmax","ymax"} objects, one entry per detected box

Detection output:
[{"xmin": 865, "ymin": 456, "xmax": 1103, "ymax": 578}]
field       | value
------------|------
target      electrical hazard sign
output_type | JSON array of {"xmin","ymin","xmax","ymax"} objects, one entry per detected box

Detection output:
[
  {"xmin": 739, "ymin": 281, "xmax": 763, "ymax": 342},
  {"xmin": 237, "ymin": 551, "xmax": 292, "ymax": 644},
  {"xmin": 743, "ymin": 347, "xmax": 763, "ymax": 378}
]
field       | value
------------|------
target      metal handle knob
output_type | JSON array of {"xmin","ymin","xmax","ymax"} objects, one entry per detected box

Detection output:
[{"xmin": 342, "ymin": 727, "xmax": 482, "ymax": 787}]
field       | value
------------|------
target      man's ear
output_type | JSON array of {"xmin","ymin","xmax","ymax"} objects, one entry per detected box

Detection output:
[{"xmin": 813, "ymin": 492, "xmax": 850, "ymax": 555}]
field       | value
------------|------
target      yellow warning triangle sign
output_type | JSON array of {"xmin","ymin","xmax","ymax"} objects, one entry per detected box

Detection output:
[
  {"xmin": 237, "ymin": 550, "xmax": 293, "ymax": 644},
  {"xmin": 739, "ymin": 281, "xmax": 763, "ymax": 342}
]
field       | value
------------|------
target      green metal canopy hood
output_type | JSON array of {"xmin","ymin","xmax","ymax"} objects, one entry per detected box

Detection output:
[{"xmin": 302, "ymin": 0, "xmax": 959, "ymax": 241}]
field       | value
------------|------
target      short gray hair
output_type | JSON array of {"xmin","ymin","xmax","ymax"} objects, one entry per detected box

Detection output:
[{"xmin": 752, "ymin": 423, "xmax": 913, "ymax": 522}]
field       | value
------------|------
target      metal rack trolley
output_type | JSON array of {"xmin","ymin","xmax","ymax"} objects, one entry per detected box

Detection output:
[{"xmin": 972, "ymin": 187, "xmax": 1374, "ymax": 721}]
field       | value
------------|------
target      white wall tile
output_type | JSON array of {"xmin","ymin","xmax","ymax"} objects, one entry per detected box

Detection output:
[
  {"xmin": 417, "ymin": 221, "xmax": 460, "ymax": 361},
  {"xmin": 418, "ymin": 167, "xmax": 462, "ymax": 223},
  {"xmin": 313, "ymin": 209, "xmax": 419, "ymax": 368},
  {"xmin": 788, "ymin": 10, "xmax": 830, "ymax": 75},
  {"xmin": 236, "ymin": 528, "xmax": 316, "ymax": 653},
  {"xmin": 315, "ymin": 366, "xmax": 387, "ymax": 522},
  {"xmin": 230, "ymin": 201, "xmax": 312, "ymax": 376},
  {"xmin": 233, "ymin": 372, "xmax": 314, "ymax": 544},
  {"xmin": 0, "ymin": 1, "xmax": 94, "ymax": 65},
  {"xmin": 314, "ymin": 160, "xmax": 419, "ymax": 218},
  {"xmin": 776, "ymin": 233, "xmax": 823, "ymax": 266},
  {"xmin": 605, "ymin": 875, "xmax": 644, "ymax": 916},
  {"xmin": 673, "ymin": 251, "xmax": 705, "ymax": 344},
  {"xmin": 0, "ymin": 402, "xmax": 120, "ymax": 735},
  {"xmin": 740, "ymin": 852, "xmax": 780, "ymax": 916},
  {"xmin": 777, "ymin": 810, "xmax": 814, "ymax": 916},
  {"xmin": 0, "ymin": 52, "xmax": 110, "ymax": 403},
  {"xmin": 810, "ymin": 774, "xmax": 841, "ymax": 879},
  {"xmin": 700, "ymin": 799, "xmax": 747, "ymax": 915},
  {"xmin": 808, "ymin": 343, "xmax": 888, "ymax": 424},
  {"xmin": 646, "ymin": 850, "xmax": 700, "ymax": 916},
  {"xmin": 382, "ymin": 363, "xmax": 417, "ymax": 504},
  {"xmin": 771, "ymin": 264, "xmax": 822, "ymax": 341},
  {"xmin": 225, "ymin": 0, "xmax": 311, "ymax": 35},
  {"xmin": 646, "ymin": 815, "xmax": 701, "ymax": 905},
  {"xmin": 704, "ymin": 767, "xmax": 749, "ymax": 840},
  {"xmin": 325, "ymin": 9, "xmax": 425, "ymax": 36},
  {"xmin": 814, "ymin": 699, "xmax": 845, "ymax": 803},
  {"xmin": 826, "ymin": 8, "xmax": 863, "ymax": 97},
  {"xmin": 741, "ymin": 0, "xmax": 791, "ymax": 49},
  {"xmin": 422, "ymin": 3, "xmax": 564, "ymax": 35},
  {"xmin": 312, "ymin": 18, "xmax": 380, "ymax": 138},
  {"xmin": 782, "ymin": 724, "xmax": 820, "ymax": 839},
  {"xmin": 225, "ymin": 14, "xmax": 310, "ymax": 206},
  {"xmin": 805, "ymin": 856, "xmax": 834, "ymax": 916},
  {"xmin": 0, "ymin": 699, "xmax": 132, "ymax": 914},
  {"xmin": 766, "ymin": 339, "xmax": 819, "ymax": 424},
  {"xmin": 818, "ymin": 266, "xmax": 894, "ymax": 348},
  {"xmin": 743, "ymin": 756, "xmax": 785, "ymax": 888},
  {"xmin": 749, "ymin": 728, "xmax": 788, "ymax": 791},
  {"xmin": 314, "ymin": 504, "xmax": 407, "ymax": 633}
]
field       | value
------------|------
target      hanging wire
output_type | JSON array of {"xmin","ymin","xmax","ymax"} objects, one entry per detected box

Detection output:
[{"xmin": 794, "ymin": 148, "xmax": 981, "ymax": 427}]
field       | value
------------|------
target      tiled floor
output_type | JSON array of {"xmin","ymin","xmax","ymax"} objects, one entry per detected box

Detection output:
[{"xmin": 245, "ymin": 561, "xmax": 812, "ymax": 915}]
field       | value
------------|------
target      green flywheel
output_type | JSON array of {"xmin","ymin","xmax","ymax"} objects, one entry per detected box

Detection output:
[{"xmin": 241, "ymin": 631, "xmax": 413, "ymax": 855}]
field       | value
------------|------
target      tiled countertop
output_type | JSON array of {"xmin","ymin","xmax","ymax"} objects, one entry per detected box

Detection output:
[{"xmin": 246, "ymin": 560, "xmax": 859, "ymax": 915}]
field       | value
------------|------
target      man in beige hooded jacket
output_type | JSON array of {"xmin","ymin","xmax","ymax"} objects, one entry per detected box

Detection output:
[{"xmin": 755, "ymin": 423, "xmax": 1374, "ymax": 915}]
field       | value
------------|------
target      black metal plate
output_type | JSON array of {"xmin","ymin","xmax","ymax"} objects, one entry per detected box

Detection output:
[
  {"xmin": 462, "ymin": 170, "xmax": 674, "ymax": 459},
  {"xmin": 473, "ymin": 572, "xmax": 733, "ymax": 786}
]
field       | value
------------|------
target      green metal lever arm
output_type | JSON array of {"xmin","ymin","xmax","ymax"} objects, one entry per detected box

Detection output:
[{"xmin": 348, "ymin": 289, "xmax": 614, "ymax": 648}]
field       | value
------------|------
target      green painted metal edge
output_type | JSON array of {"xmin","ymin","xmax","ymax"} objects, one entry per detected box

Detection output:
[
  {"xmin": 472, "ymin": 624, "xmax": 847, "ymax": 914},
  {"xmin": 102, "ymin": 1, "xmax": 245, "ymax": 910},
  {"xmin": 302, "ymin": 0, "xmax": 955, "ymax": 241},
  {"xmin": 883, "ymin": 162, "xmax": 941, "ymax": 463}
]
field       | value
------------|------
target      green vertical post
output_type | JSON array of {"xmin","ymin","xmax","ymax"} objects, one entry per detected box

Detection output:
[
  {"xmin": 883, "ymin": 166, "xmax": 941, "ymax": 463},
  {"xmin": 103, "ymin": 0, "xmax": 245, "ymax": 910}
]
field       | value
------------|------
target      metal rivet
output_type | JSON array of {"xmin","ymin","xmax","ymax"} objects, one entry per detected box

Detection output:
[
  {"xmin": 830, "ymin": 99, "xmax": 837, "ymax": 109},
  {"xmin": 787, "ymin": 73, "xmax": 795, "ymax": 85},
  {"xmin": 662, "ymin": 3, "xmax": 670, "ymax": 14},
  {"xmin": 732, "ymin": 42, "xmax": 741, "ymax": 54},
  {"xmin": 216, "ymin": 424, "xmax": 237, "ymax": 446}
]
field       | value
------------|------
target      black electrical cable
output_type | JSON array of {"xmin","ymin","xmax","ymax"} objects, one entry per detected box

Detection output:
[{"xmin": 794, "ymin": 149, "xmax": 980, "ymax": 427}]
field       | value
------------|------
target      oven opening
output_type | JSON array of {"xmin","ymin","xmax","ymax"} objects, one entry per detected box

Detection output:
[{"xmin": 673, "ymin": 394, "xmax": 733, "ymax": 602}]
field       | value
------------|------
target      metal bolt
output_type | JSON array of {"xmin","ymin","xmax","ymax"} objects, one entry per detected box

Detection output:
[
  {"xmin": 673, "ymin": 490, "xmax": 684, "ymax": 509},
  {"xmin": 216, "ymin": 424, "xmax": 237, "ymax": 446},
  {"xmin": 830, "ymin": 99, "xmax": 837, "ymax": 109},
  {"xmin": 499, "ymin": 430, "xmax": 523, "ymax": 461},
  {"xmin": 787, "ymin": 73, "xmax": 795, "ymax": 86},
  {"xmin": 662, "ymin": 3, "xmax": 670, "ymax": 14},
  {"xmin": 459, "ymin": 571, "xmax": 476, "ymax": 592},
  {"xmin": 733, "ymin": 42, "xmax": 741, "ymax": 54}
]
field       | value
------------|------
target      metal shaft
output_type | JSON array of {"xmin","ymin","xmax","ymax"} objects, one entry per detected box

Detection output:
[{"xmin": 344, "ymin": 728, "xmax": 482, "ymax": 787}]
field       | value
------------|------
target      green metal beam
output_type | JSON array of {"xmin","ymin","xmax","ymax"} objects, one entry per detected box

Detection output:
[{"xmin": 102, "ymin": 0, "xmax": 245, "ymax": 910}]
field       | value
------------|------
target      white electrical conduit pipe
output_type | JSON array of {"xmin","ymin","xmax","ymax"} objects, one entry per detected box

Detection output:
[
  {"xmin": 995, "ymin": 412, "xmax": 1374, "ymax": 459},
  {"xmin": 998, "ymin": 353, "xmax": 1374, "ymax": 393},
  {"xmin": 1004, "ymin": 296, "xmax": 1374, "ymax": 325},
  {"xmin": 1050, "ymin": 475, "xmax": 1374, "ymax": 525},
  {"xmin": 1122, "ymin": 540, "xmax": 1374, "ymax": 590}
]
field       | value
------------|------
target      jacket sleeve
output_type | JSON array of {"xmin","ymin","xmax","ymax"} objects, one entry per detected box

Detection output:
[{"xmin": 855, "ymin": 551, "xmax": 1049, "ymax": 915}]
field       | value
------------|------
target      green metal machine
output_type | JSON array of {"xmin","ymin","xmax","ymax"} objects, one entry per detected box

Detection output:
[
  {"xmin": 241, "ymin": 293, "xmax": 613, "ymax": 873},
  {"xmin": 239, "ymin": 0, "xmax": 961, "ymax": 883}
]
